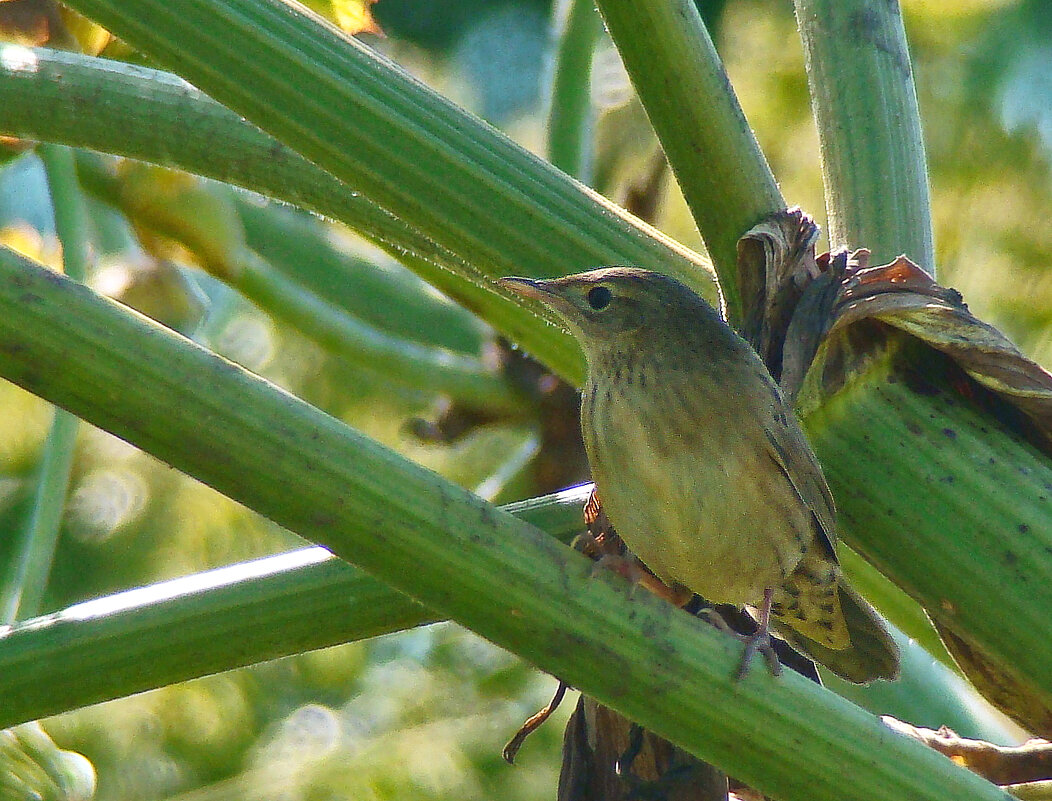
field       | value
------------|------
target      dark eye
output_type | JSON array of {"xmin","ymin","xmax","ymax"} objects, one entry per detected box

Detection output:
[{"xmin": 587, "ymin": 286, "xmax": 612, "ymax": 310}]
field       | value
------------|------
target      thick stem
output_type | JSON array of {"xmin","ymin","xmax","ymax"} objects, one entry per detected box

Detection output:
[
  {"xmin": 794, "ymin": 0, "xmax": 935, "ymax": 273},
  {"xmin": 594, "ymin": 0, "xmax": 786, "ymax": 323},
  {"xmin": 0, "ymin": 488, "xmax": 590, "ymax": 729}
]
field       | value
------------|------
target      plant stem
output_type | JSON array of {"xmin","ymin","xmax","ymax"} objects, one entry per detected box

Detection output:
[
  {"xmin": 0, "ymin": 46, "xmax": 717, "ymax": 383},
  {"xmin": 0, "ymin": 145, "xmax": 87, "ymax": 623},
  {"xmin": 73, "ymin": 155, "xmax": 528, "ymax": 413},
  {"xmin": 22, "ymin": 0, "xmax": 717, "ymax": 293},
  {"xmin": 793, "ymin": 0, "xmax": 935, "ymax": 273},
  {"xmin": 594, "ymin": 0, "xmax": 786, "ymax": 323},
  {"xmin": 0, "ymin": 487, "xmax": 590, "ymax": 729},
  {"xmin": 547, "ymin": 0, "xmax": 602, "ymax": 181},
  {"xmin": 804, "ymin": 338, "xmax": 1052, "ymax": 716}
]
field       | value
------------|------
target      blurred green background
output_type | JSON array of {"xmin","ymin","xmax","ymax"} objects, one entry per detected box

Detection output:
[{"xmin": 1, "ymin": 0, "xmax": 1049, "ymax": 798}]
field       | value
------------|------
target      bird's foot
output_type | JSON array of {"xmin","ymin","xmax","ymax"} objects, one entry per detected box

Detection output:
[
  {"xmin": 699, "ymin": 590, "xmax": 783, "ymax": 680},
  {"xmin": 736, "ymin": 625, "xmax": 782, "ymax": 680},
  {"xmin": 590, "ymin": 554, "xmax": 693, "ymax": 606}
]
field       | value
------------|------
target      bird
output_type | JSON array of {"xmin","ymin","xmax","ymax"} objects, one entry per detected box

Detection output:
[{"xmin": 499, "ymin": 267, "xmax": 900, "ymax": 683}]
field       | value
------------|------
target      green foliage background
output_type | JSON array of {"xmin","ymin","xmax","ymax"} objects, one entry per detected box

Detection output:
[{"xmin": 0, "ymin": 0, "xmax": 1049, "ymax": 798}]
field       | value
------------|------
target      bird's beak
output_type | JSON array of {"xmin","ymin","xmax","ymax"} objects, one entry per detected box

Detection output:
[
  {"xmin": 497, "ymin": 276, "xmax": 558, "ymax": 304},
  {"xmin": 498, "ymin": 277, "xmax": 578, "ymax": 329}
]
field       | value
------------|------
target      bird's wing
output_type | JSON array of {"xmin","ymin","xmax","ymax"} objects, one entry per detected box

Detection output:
[{"xmin": 762, "ymin": 405, "xmax": 839, "ymax": 562}]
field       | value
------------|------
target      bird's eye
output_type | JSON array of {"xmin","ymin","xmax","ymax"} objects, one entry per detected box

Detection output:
[{"xmin": 587, "ymin": 286, "xmax": 612, "ymax": 311}]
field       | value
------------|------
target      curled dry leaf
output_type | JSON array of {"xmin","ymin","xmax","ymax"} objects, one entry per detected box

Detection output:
[
  {"xmin": 826, "ymin": 252, "xmax": 1052, "ymax": 458},
  {"xmin": 740, "ymin": 208, "xmax": 1052, "ymax": 454}
]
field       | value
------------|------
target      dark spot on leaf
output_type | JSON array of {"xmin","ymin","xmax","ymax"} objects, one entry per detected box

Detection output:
[{"xmin": 942, "ymin": 428, "xmax": 956, "ymax": 440}]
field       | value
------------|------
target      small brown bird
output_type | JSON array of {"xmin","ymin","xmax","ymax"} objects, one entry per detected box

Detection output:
[{"xmin": 501, "ymin": 267, "xmax": 899, "ymax": 683}]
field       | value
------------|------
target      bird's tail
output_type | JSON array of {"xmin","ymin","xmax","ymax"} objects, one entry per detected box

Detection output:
[{"xmin": 775, "ymin": 582, "xmax": 901, "ymax": 684}]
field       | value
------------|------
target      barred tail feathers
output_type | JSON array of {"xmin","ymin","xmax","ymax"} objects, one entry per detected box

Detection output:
[{"xmin": 774, "ymin": 580, "xmax": 901, "ymax": 684}]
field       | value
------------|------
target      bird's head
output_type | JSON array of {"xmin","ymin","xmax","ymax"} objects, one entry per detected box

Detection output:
[{"xmin": 499, "ymin": 267, "xmax": 720, "ymax": 357}]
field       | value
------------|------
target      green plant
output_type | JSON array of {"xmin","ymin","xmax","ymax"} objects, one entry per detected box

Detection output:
[{"xmin": 0, "ymin": 1, "xmax": 1048, "ymax": 799}]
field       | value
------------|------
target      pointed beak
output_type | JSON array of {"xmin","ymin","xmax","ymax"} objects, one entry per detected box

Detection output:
[
  {"xmin": 497, "ymin": 276, "xmax": 558, "ymax": 304},
  {"xmin": 498, "ymin": 276, "xmax": 579, "ymax": 330},
  {"xmin": 498, "ymin": 276, "xmax": 580, "ymax": 336}
]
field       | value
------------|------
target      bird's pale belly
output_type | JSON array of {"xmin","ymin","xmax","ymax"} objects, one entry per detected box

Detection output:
[{"xmin": 583, "ymin": 381, "xmax": 809, "ymax": 605}]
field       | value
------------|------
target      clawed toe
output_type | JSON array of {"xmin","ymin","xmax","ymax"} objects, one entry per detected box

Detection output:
[
  {"xmin": 736, "ymin": 628, "xmax": 782, "ymax": 680},
  {"xmin": 698, "ymin": 589, "xmax": 784, "ymax": 680}
]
